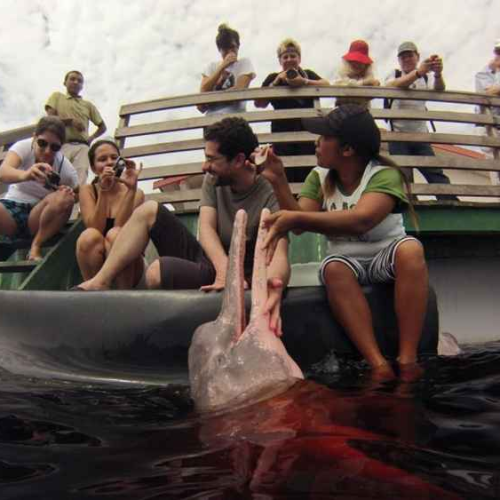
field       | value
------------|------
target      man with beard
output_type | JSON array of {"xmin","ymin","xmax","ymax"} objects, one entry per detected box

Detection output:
[{"xmin": 75, "ymin": 117, "xmax": 289, "ymax": 335}]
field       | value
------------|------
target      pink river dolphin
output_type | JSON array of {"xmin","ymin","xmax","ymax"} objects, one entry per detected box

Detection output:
[{"xmin": 187, "ymin": 208, "xmax": 462, "ymax": 499}]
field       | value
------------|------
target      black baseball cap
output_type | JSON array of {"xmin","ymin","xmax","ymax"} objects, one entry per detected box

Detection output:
[{"xmin": 302, "ymin": 104, "xmax": 381, "ymax": 157}]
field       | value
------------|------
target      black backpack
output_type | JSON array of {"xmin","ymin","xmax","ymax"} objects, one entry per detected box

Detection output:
[{"xmin": 383, "ymin": 69, "xmax": 436, "ymax": 132}]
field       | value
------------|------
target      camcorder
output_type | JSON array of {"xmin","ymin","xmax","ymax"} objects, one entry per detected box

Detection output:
[
  {"xmin": 44, "ymin": 171, "xmax": 61, "ymax": 191},
  {"xmin": 114, "ymin": 157, "xmax": 126, "ymax": 178},
  {"xmin": 286, "ymin": 68, "xmax": 299, "ymax": 79}
]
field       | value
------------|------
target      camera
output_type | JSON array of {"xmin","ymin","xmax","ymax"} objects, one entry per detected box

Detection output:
[
  {"xmin": 286, "ymin": 68, "xmax": 299, "ymax": 79},
  {"xmin": 45, "ymin": 171, "xmax": 61, "ymax": 191},
  {"xmin": 114, "ymin": 157, "xmax": 126, "ymax": 178}
]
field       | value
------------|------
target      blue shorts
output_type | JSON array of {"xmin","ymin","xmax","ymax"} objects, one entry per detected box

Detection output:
[
  {"xmin": 319, "ymin": 236, "xmax": 420, "ymax": 286},
  {"xmin": 0, "ymin": 199, "xmax": 34, "ymax": 238}
]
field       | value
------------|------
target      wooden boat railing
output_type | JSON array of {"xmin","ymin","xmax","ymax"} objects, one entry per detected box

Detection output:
[{"xmin": 1, "ymin": 86, "xmax": 500, "ymax": 212}]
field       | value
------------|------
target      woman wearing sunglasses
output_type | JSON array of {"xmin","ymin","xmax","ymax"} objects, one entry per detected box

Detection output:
[
  {"xmin": 0, "ymin": 116, "xmax": 78, "ymax": 260},
  {"xmin": 75, "ymin": 139, "xmax": 145, "ymax": 289}
]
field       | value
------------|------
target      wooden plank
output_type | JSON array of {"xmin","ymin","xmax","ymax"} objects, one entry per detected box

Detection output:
[
  {"xmin": 20, "ymin": 219, "xmax": 85, "ymax": 290},
  {"xmin": 116, "ymin": 108, "xmax": 498, "ymax": 138},
  {"xmin": 482, "ymin": 106, "xmax": 500, "ymax": 184},
  {"xmin": 0, "ymin": 124, "xmax": 36, "ymax": 147},
  {"xmin": 146, "ymin": 183, "xmax": 500, "ymax": 205},
  {"xmin": 123, "ymin": 130, "xmax": 499, "ymax": 158},
  {"xmin": 137, "ymin": 155, "xmax": 500, "ymax": 182},
  {"xmin": 381, "ymin": 131, "xmax": 500, "ymax": 148},
  {"xmin": 119, "ymin": 87, "xmax": 500, "ymax": 116},
  {"xmin": 0, "ymin": 261, "xmax": 38, "ymax": 273},
  {"xmin": 115, "ymin": 116, "xmax": 129, "ymax": 149},
  {"xmin": 389, "ymin": 155, "xmax": 500, "ymax": 172},
  {"xmin": 138, "ymin": 156, "xmax": 316, "ymax": 180},
  {"xmin": 411, "ymin": 184, "xmax": 500, "ymax": 197}
]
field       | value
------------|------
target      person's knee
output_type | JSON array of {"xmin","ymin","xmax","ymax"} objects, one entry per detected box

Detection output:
[
  {"xmin": 145, "ymin": 260, "xmax": 162, "ymax": 289},
  {"xmin": 395, "ymin": 241, "xmax": 427, "ymax": 274},
  {"xmin": 48, "ymin": 191, "xmax": 74, "ymax": 213},
  {"xmin": 77, "ymin": 228, "xmax": 105, "ymax": 253},
  {"xmin": 323, "ymin": 261, "xmax": 357, "ymax": 287},
  {"xmin": 128, "ymin": 200, "xmax": 159, "ymax": 230},
  {"xmin": 105, "ymin": 226, "xmax": 121, "ymax": 246}
]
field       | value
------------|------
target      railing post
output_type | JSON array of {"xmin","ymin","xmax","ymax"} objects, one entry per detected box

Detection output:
[
  {"xmin": 482, "ymin": 104, "xmax": 500, "ymax": 185},
  {"xmin": 116, "ymin": 115, "xmax": 130, "ymax": 150}
]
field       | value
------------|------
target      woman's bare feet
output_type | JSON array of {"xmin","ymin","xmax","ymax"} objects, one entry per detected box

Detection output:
[
  {"xmin": 75, "ymin": 277, "xmax": 111, "ymax": 291},
  {"xmin": 398, "ymin": 361, "xmax": 424, "ymax": 383},
  {"xmin": 371, "ymin": 362, "xmax": 397, "ymax": 382},
  {"xmin": 28, "ymin": 246, "xmax": 43, "ymax": 261}
]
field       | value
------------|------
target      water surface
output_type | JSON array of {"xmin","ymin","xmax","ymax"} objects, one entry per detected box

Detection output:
[{"xmin": 1, "ymin": 342, "xmax": 500, "ymax": 499}]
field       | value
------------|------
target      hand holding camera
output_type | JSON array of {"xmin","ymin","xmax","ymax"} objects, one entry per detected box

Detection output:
[
  {"xmin": 117, "ymin": 158, "xmax": 143, "ymax": 191},
  {"xmin": 429, "ymin": 54, "xmax": 443, "ymax": 76},
  {"xmin": 44, "ymin": 170, "xmax": 61, "ymax": 191},
  {"xmin": 113, "ymin": 157, "xmax": 127, "ymax": 178}
]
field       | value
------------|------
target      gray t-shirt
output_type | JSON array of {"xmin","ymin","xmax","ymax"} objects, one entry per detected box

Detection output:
[
  {"xmin": 200, "ymin": 174, "xmax": 279, "ymax": 277},
  {"xmin": 384, "ymin": 70, "xmax": 435, "ymax": 133}
]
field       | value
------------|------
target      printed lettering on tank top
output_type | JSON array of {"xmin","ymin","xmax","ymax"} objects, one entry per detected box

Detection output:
[{"xmin": 325, "ymin": 200, "xmax": 368, "ymax": 242}]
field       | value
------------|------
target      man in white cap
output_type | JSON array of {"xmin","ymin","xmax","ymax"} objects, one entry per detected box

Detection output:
[
  {"xmin": 475, "ymin": 40, "xmax": 500, "ymax": 183},
  {"xmin": 385, "ymin": 42, "xmax": 455, "ymax": 200}
]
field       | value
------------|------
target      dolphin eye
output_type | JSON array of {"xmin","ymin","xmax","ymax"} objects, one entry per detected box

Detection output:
[{"xmin": 215, "ymin": 354, "xmax": 226, "ymax": 367}]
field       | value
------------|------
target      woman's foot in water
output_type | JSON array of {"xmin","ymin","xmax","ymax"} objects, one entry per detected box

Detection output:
[
  {"xmin": 397, "ymin": 359, "xmax": 424, "ymax": 383},
  {"xmin": 370, "ymin": 361, "xmax": 397, "ymax": 382}
]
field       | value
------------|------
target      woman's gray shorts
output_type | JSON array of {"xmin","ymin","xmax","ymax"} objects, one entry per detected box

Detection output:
[{"xmin": 319, "ymin": 236, "xmax": 421, "ymax": 286}]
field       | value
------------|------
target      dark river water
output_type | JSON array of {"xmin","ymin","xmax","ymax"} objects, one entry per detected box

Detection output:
[{"xmin": 1, "ymin": 342, "xmax": 500, "ymax": 499}]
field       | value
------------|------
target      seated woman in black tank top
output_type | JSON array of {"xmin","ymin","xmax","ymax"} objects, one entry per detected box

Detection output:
[{"xmin": 76, "ymin": 139, "xmax": 145, "ymax": 289}]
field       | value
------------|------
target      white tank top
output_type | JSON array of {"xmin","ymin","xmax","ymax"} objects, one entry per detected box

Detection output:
[{"xmin": 315, "ymin": 161, "xmax": 406, "ymax": 260}]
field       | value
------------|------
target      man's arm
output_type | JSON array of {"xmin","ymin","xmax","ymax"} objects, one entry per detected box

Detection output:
[
  {"xmin": 234, "ymin": 73, "xmax": 254, "ymax": 90},
  {"xmin": 386, "ymin": 59, "xmax": 433, "ymax": 89},
  {"xmin": 198, "ymin": 205, "xmax": 229, "ymax": 291},
  {"xmin": 88, "ymin": 121, "xmax": 107, "ymax": 143},
  {"xmin": 255, "ymin": 148, "xmax": 321, "ymax": 212},
  {"xmin": 265, "ymin": 236, "xmax": 290, "ymax": 336},
  {"xmin": 431, "ymin": 56, "xmax": 446, "ymax": 91}
]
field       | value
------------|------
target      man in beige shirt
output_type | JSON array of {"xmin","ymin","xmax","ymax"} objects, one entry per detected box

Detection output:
[{"xmin": 45, "ymin": 70, "xmax": 106, "ymax": 185}]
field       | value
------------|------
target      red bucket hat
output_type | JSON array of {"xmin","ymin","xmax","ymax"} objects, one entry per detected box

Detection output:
[{"xmin": 342, "ymin": 40, "xmax": 373, "ymax": 65}]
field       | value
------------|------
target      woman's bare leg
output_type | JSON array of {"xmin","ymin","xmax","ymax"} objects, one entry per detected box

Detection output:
[
  {"xmin": 28, "ymin": 190, "xmax": 74, "ymax": 260},
  {"xmin": 324, "ymin": 262, "xmax": 395, "ymax": 380},
  {"xmin": 76, "ymin": 228, "xmax": 106, "ymax": 280},
  {"xmin": 105, "ymin": 227, "xmax": 144, "ymax": 289},
  {"xmin": 78, "ymin": 201, "xmax": 158, "ymax": 290},
  {"xmin": 394, "ymin": 240, "xmax": 428, "ymax": 381}
]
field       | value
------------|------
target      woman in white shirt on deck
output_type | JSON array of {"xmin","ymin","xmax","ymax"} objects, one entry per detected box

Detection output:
[{"xmin": 0, "ymin": 116, "xmax": 78, "ymax": 260}]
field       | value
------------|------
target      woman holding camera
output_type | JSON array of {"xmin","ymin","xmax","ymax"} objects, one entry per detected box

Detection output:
[
  {"xmin": 76, "ymin": 139, "xmax": 144, "ymax": 289},
  {"xmin": 255, "ymin": 38, "xmax": 329, "ymax": 181},
  {"xmin": 0, "ymin": 116, "xmax": 78, "ymax": 260}
]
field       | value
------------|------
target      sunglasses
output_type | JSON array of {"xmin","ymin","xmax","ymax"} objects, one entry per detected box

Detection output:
[{"xmin": 36, "ymin": 138, "xmax": 62, "ymax": 153}]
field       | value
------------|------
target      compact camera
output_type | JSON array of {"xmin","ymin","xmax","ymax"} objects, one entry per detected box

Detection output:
[
  {"xmin": 45, "ymin": 171, "xmax": 61, "ymax": 191},
  {"xmin": 286, "ymin": 68, "xmax": 299, "ymax": 80},
  {"xmin": 114, "ymin": 157, "xmax": 126, "ymax": 178}
]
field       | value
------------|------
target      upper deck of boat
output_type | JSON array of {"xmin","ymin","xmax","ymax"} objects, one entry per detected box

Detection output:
[{"xmin": 1, "ymin": 84, "xmax": 500, "ymax": 239}]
